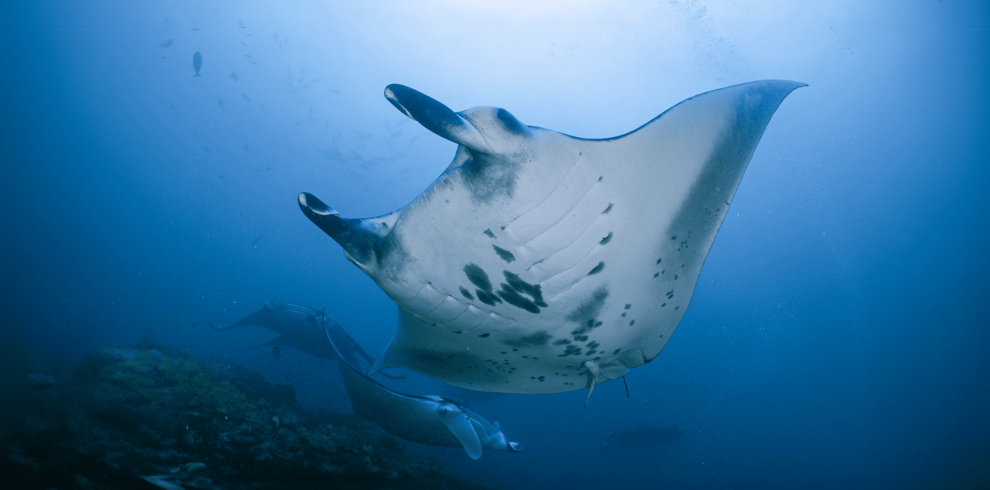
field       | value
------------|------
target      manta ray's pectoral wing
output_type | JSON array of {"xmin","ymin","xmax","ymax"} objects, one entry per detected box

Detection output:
[{"xmin": 438, "ymin": 409, "xmax": 484, "ymax": 460}]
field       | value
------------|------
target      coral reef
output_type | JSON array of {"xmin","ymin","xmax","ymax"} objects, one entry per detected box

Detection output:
[{"xmin": 1, "ymin": 339, "xmax": 490, "ymax": 489}]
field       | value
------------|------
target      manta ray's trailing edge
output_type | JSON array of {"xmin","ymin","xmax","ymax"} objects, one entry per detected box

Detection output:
[{"xmin": 300, "ymin": 81, "xmax": 805, "ymax": 403}]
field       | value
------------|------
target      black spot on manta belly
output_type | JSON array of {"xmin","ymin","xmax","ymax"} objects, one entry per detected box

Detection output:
[
  {"xmin": 483, "ymin": 228, "xmax": 496, "ymax": 239},
  {"xmin": 587, "ymin": 261, "xmax": 605, "ymax": 275},
  {"xmin": 493, "ymin": 245, "xmax": 515, "ymax": 263},
  {"xmin": 502, "ymin": 271, "xmax": 547, "ymax": 306},
  {"xmin": 502, "ymin": 331, "xmax": 551, "ymax": 348},
  {"xmin": 460, "ymin": 287, "xmax": 474, "ymax": 300},
  {"xmin": 464, "ymin": 263, "xmax": 493, "ymax": 291},
  {"xmin": 476, "ymin": 289, "xmax": 502, "ymax": 306},
  {"xmin": 497, "ymin": 286, "xmax": 540, "ymax": 313}
]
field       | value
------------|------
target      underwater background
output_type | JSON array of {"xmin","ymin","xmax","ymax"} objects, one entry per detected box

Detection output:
[{"xmin": 1, "ymin": 0, "xmax": 987, "ymax": 488}]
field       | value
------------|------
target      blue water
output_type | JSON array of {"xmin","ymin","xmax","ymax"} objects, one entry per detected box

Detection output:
[{"xmin": 2, "ymin": 1, "xmax": 987, "ymax": 488}]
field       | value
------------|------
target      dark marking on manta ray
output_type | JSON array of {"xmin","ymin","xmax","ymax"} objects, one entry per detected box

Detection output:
[
  {"xmin": 573, "ymin": 335, "xmax": 589, "ymax": 342},
  {"xmin": 493, "ymin": 245, "xmax": 515, "ymax": 263},
  {"xmin": 587, "ymin": 341, "xmax": 600, "ymax": 349},
  {"xmin": 629, "ymin": 320, "xmax": 636, "ymax": 326},
  {"xmin": 478, "ymin": 333, "xmax": 490, "ymax": 338},
  {"xmin": 587, "ymin": 262, "xmax": 605, "ymax": 275},
  {"xmin": 671, "ymin": 235, "xmax": 677, "ymax": 240},
  {"xmin": 599, "ymin": 232, "xmax": 613, "ymax": 245},
  {"xmin": 656, "ymin": 257, "xmax": 662, "ymax": 264},
  {"xmin": 503, "ymin": 271, "xmax": 547, "ymax": 306},
  {"xmin": 654, "ymin": 272, "xmax": 659, "ymax": 278},
  {"xmin": 553, "ymin": 339, "xmax": 571, "ymax": 346},
  {"xmin": 460, "ymin": 152, "xmax": 520, "ymax": 205},
  {"xmin": 483, "ymin": 228, "xmax": 496, "ymax": 238},
  {"xmin": 621, "ymin": 312, "xmax": 626, "ymax": 317},
  {"xmin": 602, "ymin": 203, "xmax": 613, "ymax": 214},
  {"xmin": 497, "ymin": 286, "xmax": 539, "ymax": 313},
  {"xmin": 624, "ymin": 304, "xmax": 631, "ymax": 310},
  {"xmin": 464, "ymin": 263, "xmax": 493, "ymax": 291},
  {"xmin": 460, "ymin": 287, "xmax": 474, "ymax": 300},
  {"xmin": 502, "ymin": 331, "xmax": 551, "ymax": 348},
  {"xmin": 613, "ymin": 348, "xmax": 622, "ymax": 354},
  {"xmin": 496, "ymin": 108, "xmax": 528, "ymax": 135},
  {"xmin": 476, "ymin": 289, "xmax": 502, "ymax": 306}
]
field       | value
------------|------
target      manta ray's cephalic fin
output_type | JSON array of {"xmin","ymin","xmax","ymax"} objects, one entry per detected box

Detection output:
[
  {"xmin": 384, "ymin": 84, "xmax": 494, "ymax": 155},
  {"xmin": 297, "ymin": 193, "xmax": 401, "ymax": 270}
]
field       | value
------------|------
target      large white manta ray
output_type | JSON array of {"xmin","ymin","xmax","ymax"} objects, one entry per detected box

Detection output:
[{"xmin": 299, "ymin": 80, "xmax": 804, "ymax": 402}]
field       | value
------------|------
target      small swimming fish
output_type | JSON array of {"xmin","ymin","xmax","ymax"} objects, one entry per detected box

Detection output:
[
  {"xmin": 159, "ymin": 39, "xmax": 174, "ymax": 48},
  {"xmin": 192, "ymin": 51, "xmax": 202, "ymax": 77},
  {"xmin": 229, "ymin": 71, "xmax": 239, "ymax": 81}
]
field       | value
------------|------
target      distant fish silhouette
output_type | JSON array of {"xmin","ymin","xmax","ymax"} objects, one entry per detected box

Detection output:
[
  {"xmin": 241, "ymin": 93, "xmax": 251, "ymax": 102},
  {"xmin": 159, "ymin": 39, "xmax": 174, "ymax": 48},
  {"xmin": 192, "ymin": 51, "xmax": 202, "ymax": 77},
  {"xmin": 217, "ymin": 99, "xmax": 224, "ymax": 110},
  {"xmin": 229, "ymin": 72, "xmax": 239, "ymax": 81}
]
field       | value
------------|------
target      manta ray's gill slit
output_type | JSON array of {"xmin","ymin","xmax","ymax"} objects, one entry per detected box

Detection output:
[
  {"xmin": 397, "ymin": 283, "xmax": 449, "ymax": 315},
  {"xmin": 514, "ymin": 182, "xmax": 608, "ymax": 261},
  {"xmin": 524, "ymin": 209, "xmax": 610, "ymax": 283},
  {"xmin": 502, "ymin": 154, "xmax": 596, "ymax": 244}
]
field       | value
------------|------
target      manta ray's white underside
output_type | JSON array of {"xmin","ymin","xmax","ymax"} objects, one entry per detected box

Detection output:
[{"xmin": 300, "ymin": 80, "xmax": 805, "ymax": 399}]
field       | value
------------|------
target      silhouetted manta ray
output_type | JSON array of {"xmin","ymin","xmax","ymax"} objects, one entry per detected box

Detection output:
[
  {"xmin": 324, "ymin": 315, "xmax": 522, "ymax": 460},
  {"xmin": 299, "ymin": 81, "xmax": 805, "ymax": 405},
  {"xmin": 210, "ymin": 301, "xmax": 402, "ymax": 379}
]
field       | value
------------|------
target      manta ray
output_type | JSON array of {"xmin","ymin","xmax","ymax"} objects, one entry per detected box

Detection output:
[
  {"xmin": 210, "ymin": 301, "xmax": 402, "ymax": 378},
  {"xmin": 324, "ymin": 315, "xmax": 522, "ymax": 459},
  {"xmin": 299, "ymin": 81, "xmax": 804, "ymax": 403}
]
